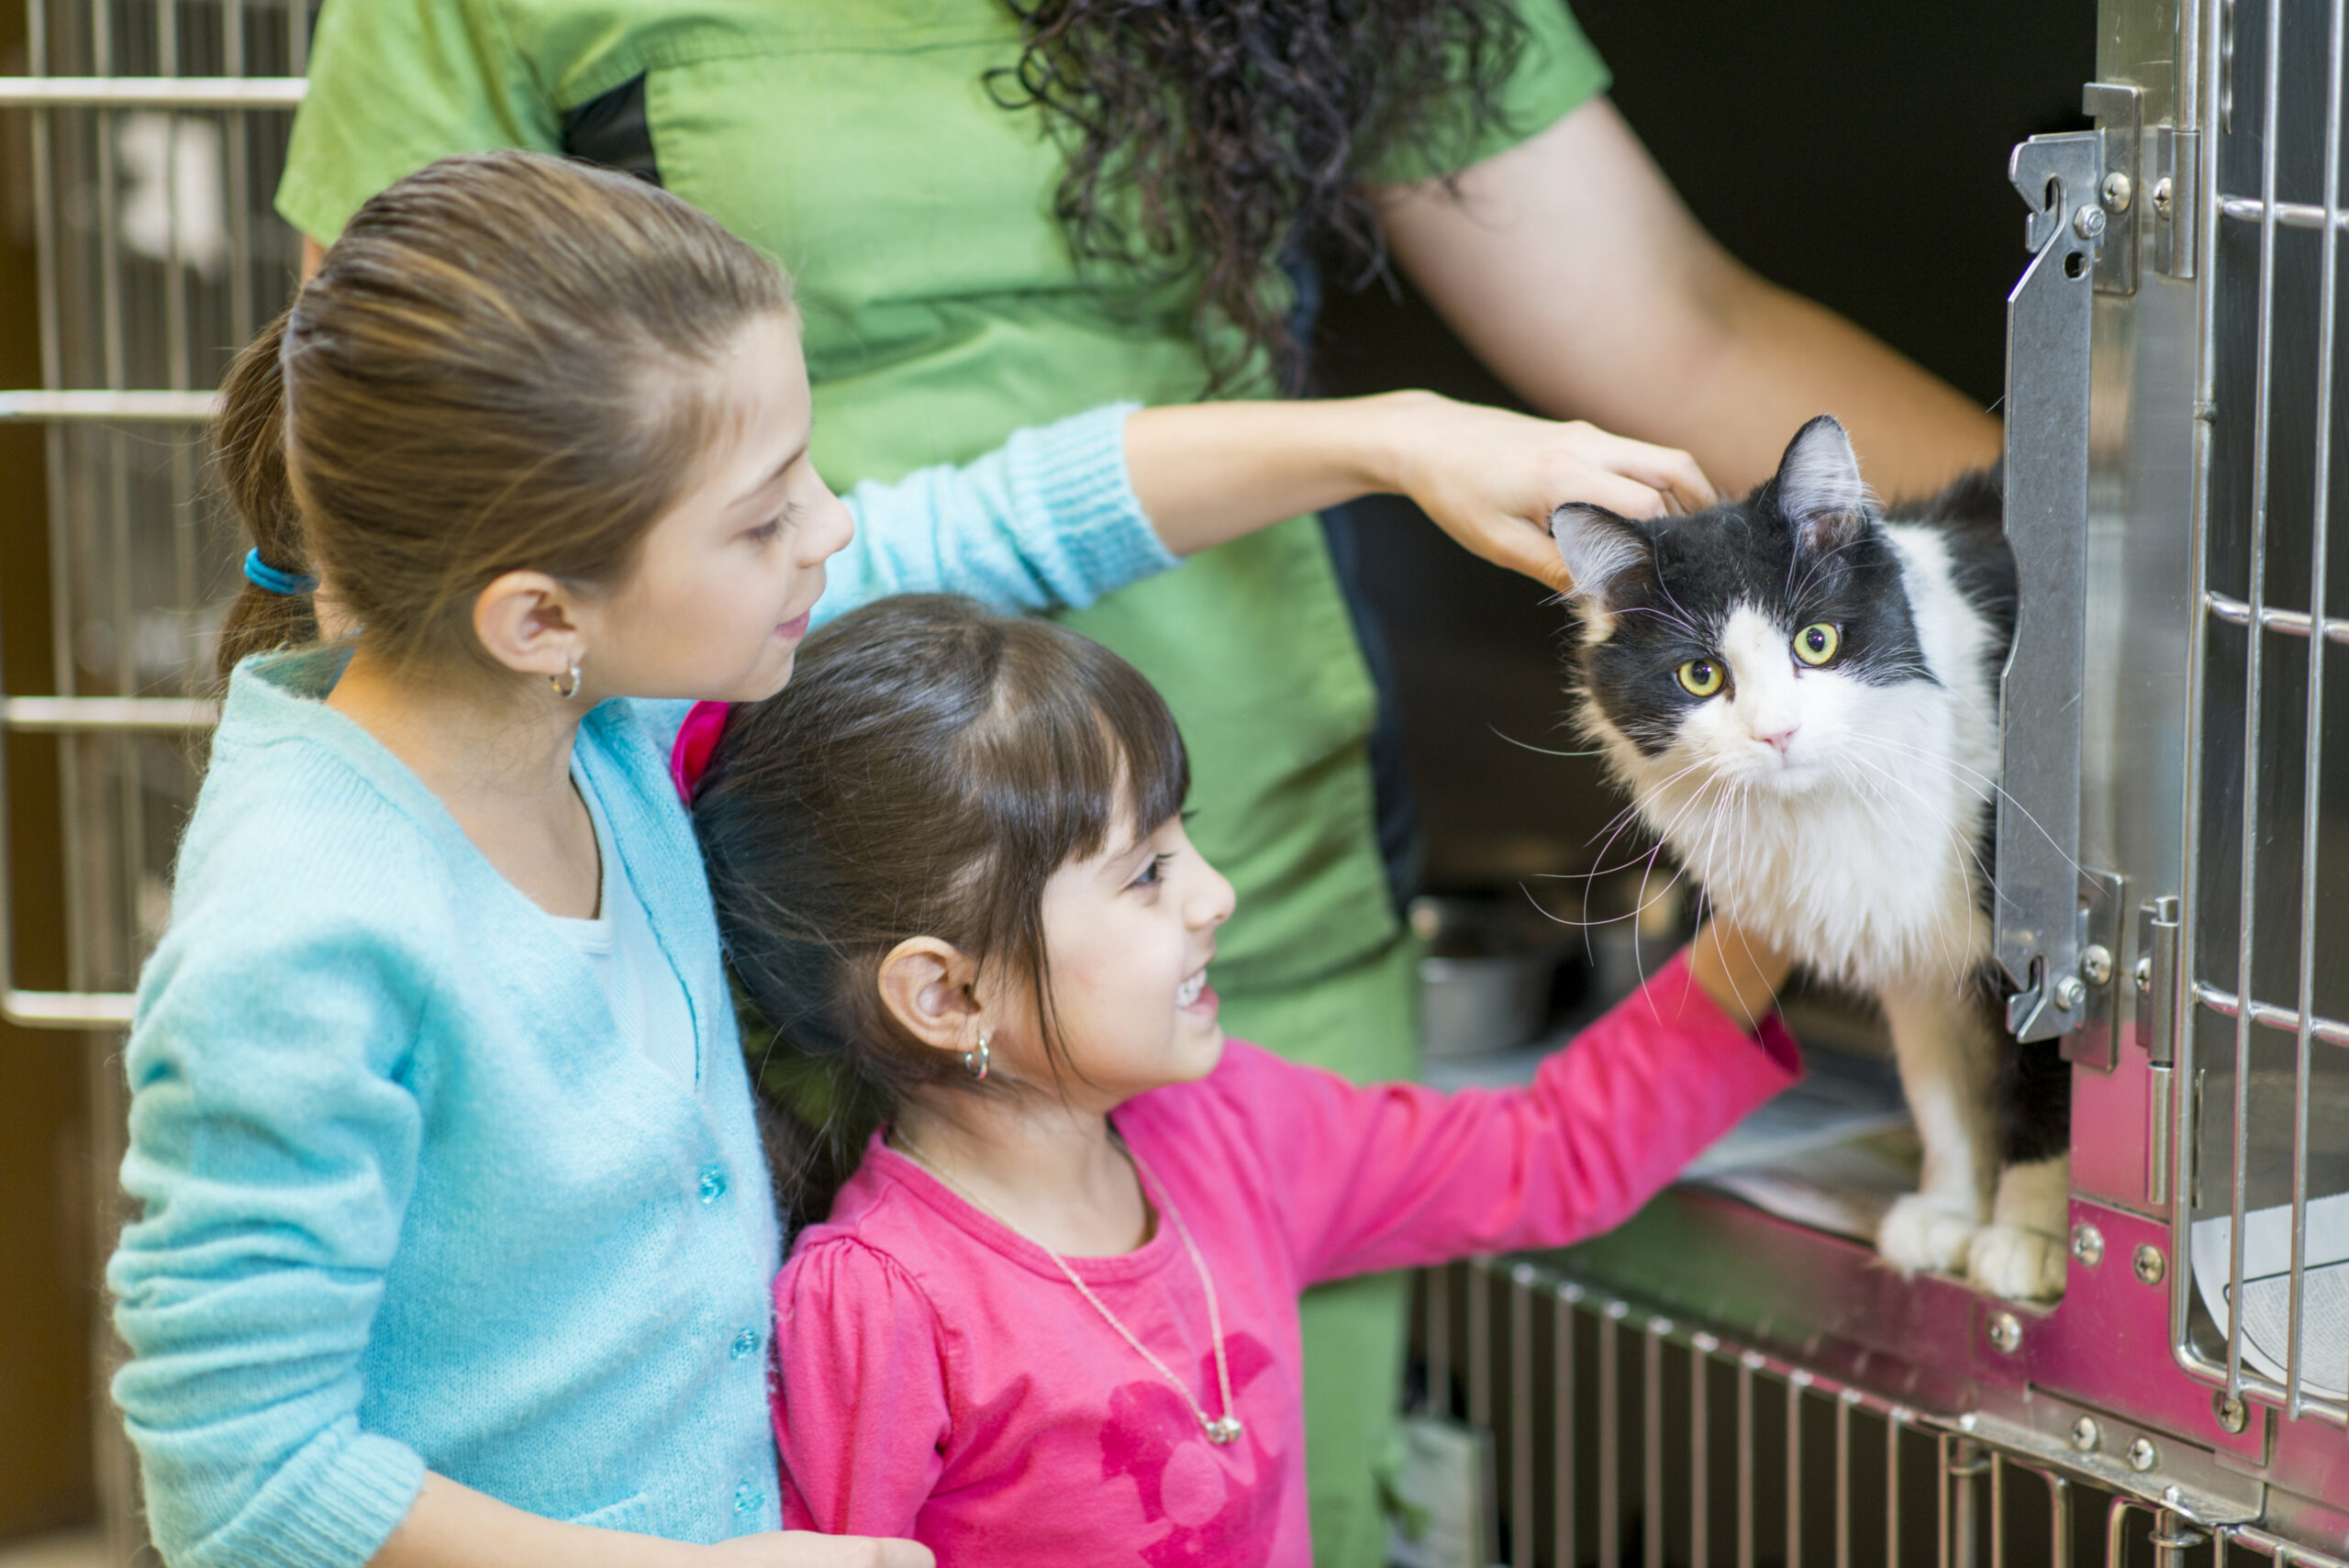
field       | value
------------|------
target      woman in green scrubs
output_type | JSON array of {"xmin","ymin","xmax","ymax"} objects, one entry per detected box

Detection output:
[{"xmin": 274, "ymin": 7, "xmax": 1995, "ymax": 1561}]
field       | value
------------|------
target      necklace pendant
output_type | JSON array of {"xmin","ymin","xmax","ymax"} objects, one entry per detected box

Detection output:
[{"xmin": 1206, "ymin": 1416, "xmax": 1243, "ymax": 1445}]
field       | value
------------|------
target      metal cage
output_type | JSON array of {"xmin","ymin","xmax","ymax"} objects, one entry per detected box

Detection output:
[
  {"xmin": 5, "ymin": 0, "xmax": 2347, "ymax": 1560},
  {"xmin": 1415, "ymin": 0, "xmax": 2349, "ymax": 1558}
]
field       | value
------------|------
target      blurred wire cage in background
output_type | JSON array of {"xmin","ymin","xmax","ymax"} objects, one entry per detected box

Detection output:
[
  {"xmin": 4, "ymin": 0, "xmax": 2349, "ymax": 1561},
  {"xmin": 1, "ymin": 2, "xmax": 308, "ymax": 1558}
]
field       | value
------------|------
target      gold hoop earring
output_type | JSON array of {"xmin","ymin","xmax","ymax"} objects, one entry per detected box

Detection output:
[
  {"xmin": 962, "ymin": 1031, "xmax": 990, "ymax": 1081},
  {"xmin": 549, "ymin": 650, "xmax": 584, "ymax": 700}
]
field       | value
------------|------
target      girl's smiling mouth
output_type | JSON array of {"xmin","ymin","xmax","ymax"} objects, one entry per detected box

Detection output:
[
  {"xmin": 775, "ymin": 607, "xmax": 813, "ymax": 640},
  {"xmin": 1176, "ymin": 967, "xmax": 1216, "ymax": 1015}
]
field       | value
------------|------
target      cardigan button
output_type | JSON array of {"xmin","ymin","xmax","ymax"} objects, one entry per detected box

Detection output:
[
  {"xmin": 730, "ymin": 1327, "xmax": 762, "ymax": 1361},
  {"xmin": 733, "ymin": 1482, "xmax": 763, "ymax": 1516},
  {"xmin": 698, "ymin": 1165, "xmax": 728, "ymax": 1204}
]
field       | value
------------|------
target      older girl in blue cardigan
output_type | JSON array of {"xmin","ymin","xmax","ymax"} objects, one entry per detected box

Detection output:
[{"xmin": 108, "ymin": 149, "xmax": 1712, "ymax": 1568}]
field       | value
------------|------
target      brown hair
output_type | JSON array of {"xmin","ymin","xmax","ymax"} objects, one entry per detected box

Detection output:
[
  {"xmin": 692, "ymin": 595, "xmax": 1190, "ymax": 1230},
  {"xmin": 213, "ymin": 150, "xmax": 791, "ymax": 681}
]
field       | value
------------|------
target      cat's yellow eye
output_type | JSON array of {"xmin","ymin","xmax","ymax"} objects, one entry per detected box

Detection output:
[
  {"xmin": 1794, "ymin": 622, "xmax": 1841, "ymax": 666},
  {"xmin": 1676, "ymin": 658, "xmax": 1725, "ymax": 698}
]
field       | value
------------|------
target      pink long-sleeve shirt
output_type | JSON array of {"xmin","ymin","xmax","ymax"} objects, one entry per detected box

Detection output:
[{"xmin": 771, "ymin": 951, "xmax": 1800, "ymax": 1566}]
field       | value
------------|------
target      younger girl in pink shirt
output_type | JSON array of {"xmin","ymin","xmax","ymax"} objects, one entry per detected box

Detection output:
[{"xmin": 684, "ymin": 595, "xmax": 1799, "ymax": 1567}]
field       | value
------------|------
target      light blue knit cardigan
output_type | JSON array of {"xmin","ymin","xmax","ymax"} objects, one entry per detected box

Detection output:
[{"xmin": 108, "ymin": 405, "xmax": 1173, "ymax": 1568}]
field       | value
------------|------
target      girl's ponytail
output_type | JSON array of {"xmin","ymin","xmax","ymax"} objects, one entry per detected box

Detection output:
[{"xmin": 211, "ymin": 309, "xmax": 317, "ymax": 682}]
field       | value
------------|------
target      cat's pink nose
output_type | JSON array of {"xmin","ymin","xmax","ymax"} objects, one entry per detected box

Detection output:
[{"xmin": 1756, "ymin": 727, "xmax": 1798, "ymax": 756}]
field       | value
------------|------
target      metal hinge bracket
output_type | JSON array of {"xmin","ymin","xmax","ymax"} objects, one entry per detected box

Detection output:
[
  {"xmin": 1997, "ymin": 128, "xmax": 2106, "ymax": 1042},
  {"xmin": 2083, "ymin": 83, "xmax": 2141, "ymax": 295},
  {"xmin": 2149, "ymin": 125, "xmax": 2199, "ymax": 280}
]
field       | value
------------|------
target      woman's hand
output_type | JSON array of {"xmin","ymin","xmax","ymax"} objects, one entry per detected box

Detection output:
[
  {"xmin": 1364, "ymin": 391, "xmax": 1715, "ymax": 593},
  {"xmin": 707, "ymin": 1533, "xmax": 934, "ymax": 1568},
  {"xmin": 1122, "ymin": 390, "xmax": 1711, "ymax": 592},
  {"xmin": 369, "ymin": 1474, "xmax": 935, "ymax": 1568}
]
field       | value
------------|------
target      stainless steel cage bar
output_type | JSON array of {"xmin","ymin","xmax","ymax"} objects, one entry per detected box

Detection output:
[{"xmin": 2168, "ymin": 0, "xmax": 2349, "ymax": 1433}]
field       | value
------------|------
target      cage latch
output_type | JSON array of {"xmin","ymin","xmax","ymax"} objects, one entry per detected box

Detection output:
[{"xmin": 1997, "ymin": 127, "xmax": 2118, "ymax": 1044}]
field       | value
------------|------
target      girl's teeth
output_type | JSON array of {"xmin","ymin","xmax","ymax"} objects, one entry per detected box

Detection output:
[{"xmin": 1176, "ymin": 973, "xmax": 1205, "ymax": 1006}]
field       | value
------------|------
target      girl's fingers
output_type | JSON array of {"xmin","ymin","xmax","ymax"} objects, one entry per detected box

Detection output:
[
  {"xmin": 1569, "ymin": 469, "xmax": 1678, "ymax": 521},
  {"xmin": 1573, "ymin": 429, "xmax": 1717, "ymax": 515},
  {"xmin": 1550, "ymin": 422, "xmax": 1719, "ymax": 514}
]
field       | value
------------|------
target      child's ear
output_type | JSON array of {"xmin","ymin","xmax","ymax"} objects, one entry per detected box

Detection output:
[
  {"xmin": 875, "ymin": 937, "xmax": 986, "ymax": 1059},
  {"xmin": 473, "ymin": 569, "xmax": 584, "ymax": 688}
]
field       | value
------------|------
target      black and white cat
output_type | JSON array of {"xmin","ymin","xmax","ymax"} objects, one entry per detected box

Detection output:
[{"xmin": 1548, "ymin": 415, "xmax": 2071, "ymax": 1299}]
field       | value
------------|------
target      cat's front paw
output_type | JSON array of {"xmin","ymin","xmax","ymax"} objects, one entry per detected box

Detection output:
[
  {"xmin": 1877, "ymin": 1194, "xmax": 1979, "ymax": 1274},
  {"xmin": 1967, "ymin": 1223, "xmax": 2066, "ymax": 1300}
]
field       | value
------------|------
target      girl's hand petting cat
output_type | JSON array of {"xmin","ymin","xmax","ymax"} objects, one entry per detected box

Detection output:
[
  {"xmin": 1372, "ymin": 392, "xmax": 1717, "ymax": 594},
  {"xmin": 1120, "ymin": 390, "xmax": 1711, "ymax": 591}
]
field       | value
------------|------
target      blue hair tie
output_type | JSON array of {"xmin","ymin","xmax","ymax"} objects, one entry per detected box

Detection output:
[{"xmin": 243, "ymin": 548, "xmax": 317, "ymax": 596}]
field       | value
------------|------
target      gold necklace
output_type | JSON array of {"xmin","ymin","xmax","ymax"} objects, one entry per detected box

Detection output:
[{"xmin": 894, "ymin": 1129, "xmax": 1243, "ymax": 1445}]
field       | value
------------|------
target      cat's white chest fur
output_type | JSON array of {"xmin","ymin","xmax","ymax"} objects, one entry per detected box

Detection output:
[{"xmin": 1590, "ymin": 522, "xmax": 2000, "ymax": 996}]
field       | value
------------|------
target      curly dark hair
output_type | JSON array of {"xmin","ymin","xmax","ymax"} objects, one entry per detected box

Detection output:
[{"xmin": 992, "ymin": 0, "xmax": 1532, "ymax": 395}]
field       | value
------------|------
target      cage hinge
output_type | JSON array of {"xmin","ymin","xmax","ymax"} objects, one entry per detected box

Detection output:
[
  {"xmin": 2136, "ymin": 897, "xmax": 2182, "ymax": 1207},
  {"xmin": 2083, "ymin": 83, "xmax": 2141, "ymax": 295},
  {"xmin": 2149, "ymin": 126, "xmax": 2199, "ymax": 280}
]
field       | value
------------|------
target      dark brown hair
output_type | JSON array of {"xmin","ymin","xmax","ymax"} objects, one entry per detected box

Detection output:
[
  {"xmin": 693, "ymin": 595, "xmax": 1190, "ymax": 1230},
  {"xmin": 994, "ymin": 0, "xmax": 1531, "ymax": 395},
  {"xmin": 213, "ymin": 150, "xmax": 791, "ymax": 681}
]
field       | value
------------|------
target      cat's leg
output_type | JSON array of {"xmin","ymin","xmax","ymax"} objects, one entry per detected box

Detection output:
[
  {"xmin": 1969, "ymin": 1157, "xmax": 2071, "ymax": 1298},
  {"xmin": 1967, "ymin": 1032, "xmax": 2073, "ymax": 1299},
  {"xmin": 1876, "ymin": 981, "xmax": 1999, "ymax": 1274}
]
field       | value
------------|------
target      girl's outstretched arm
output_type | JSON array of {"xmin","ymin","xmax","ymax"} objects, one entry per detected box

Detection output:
[
  {"xmin": 1125, "ymin": 390, "xmax": 1716, "ymax": 592},
  {"xmin": 1162, "ymin": 922, "xmax": 1801, "ymax": 1287},
  {"xmin": 818, "ymin": 394, "xmax": 1712, "ymax": 626},
  {"xmin": 371, "ymin": 1475, "xmax": 930, "ymax": 1568}
]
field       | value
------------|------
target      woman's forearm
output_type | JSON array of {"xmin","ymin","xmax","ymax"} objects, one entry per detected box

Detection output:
[{"xmin": 1378, "ymin": 98, "xmax": 1999, "ymax": 501}]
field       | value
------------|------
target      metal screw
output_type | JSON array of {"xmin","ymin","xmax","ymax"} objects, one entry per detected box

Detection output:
[
  {"xmin": 2153, "ymin": 177, "xmax": 2175, "ymax": 216},
  {"xmin": 2126, "ymin": 1436, "xmax": 2159, "ymax": 1473},
  {"xmin": 2071, "ymin": 1223, "xmax": 2105, "ymax": 1267},
  {"xmin": 2080, "ymin": 944, "xmax": 2114, "ymax": 986},
  {"xmin": 2054, "ymin": 973, "xmax": 2088, "ymax": 1012},
  {"xmin": 2074, "ymin": 203, "xmax": 2109, "ymax": 241},
  {"xmin": 2070, "ymin": 1415, "xmax": 2101, "ymax": 1452},
  {"xmin": 2101, "ymin": 172, "xmax": 2134, "ymax": 212},
  {"xmin": 2213, "ymin": 1391, "xmax": 2250, "ymax": 1433},
  {"xmin": 2135, "ymin": 954, "xmax": 2154, "ymax": 994},
  {"xmin": 1987, "ymin": 1311, "xmax": 2022, "ymax": 1354},
  {"xmin": 2134, "ymin": 1243, "xmax": 2167, "ymax": 1284}
]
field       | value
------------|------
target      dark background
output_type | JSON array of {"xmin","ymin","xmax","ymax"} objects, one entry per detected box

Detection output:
[{"xmin": 1313, "ymin": 0, "xmax": 2096, "ymax": 896}]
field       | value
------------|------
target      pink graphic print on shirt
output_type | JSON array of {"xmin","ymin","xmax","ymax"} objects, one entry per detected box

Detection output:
[{"xmin": 1099, "ymin": 1333, "xmax": 1281, "ymax": 1568}]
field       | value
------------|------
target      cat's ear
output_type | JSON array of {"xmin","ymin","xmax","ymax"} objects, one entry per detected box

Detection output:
[
  {"xmin": 1774, "ymin": 415, "xmax": 1876, "ymax": 558},
  {"xmin": 1549, "ymin": 504, "xmax": 1651, "ymax": 601}
]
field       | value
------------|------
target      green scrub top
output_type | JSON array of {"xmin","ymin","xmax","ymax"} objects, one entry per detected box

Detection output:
[{"xmin": 276, "ymin": 0, "xmax": 1607, "ymax": 1022}]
